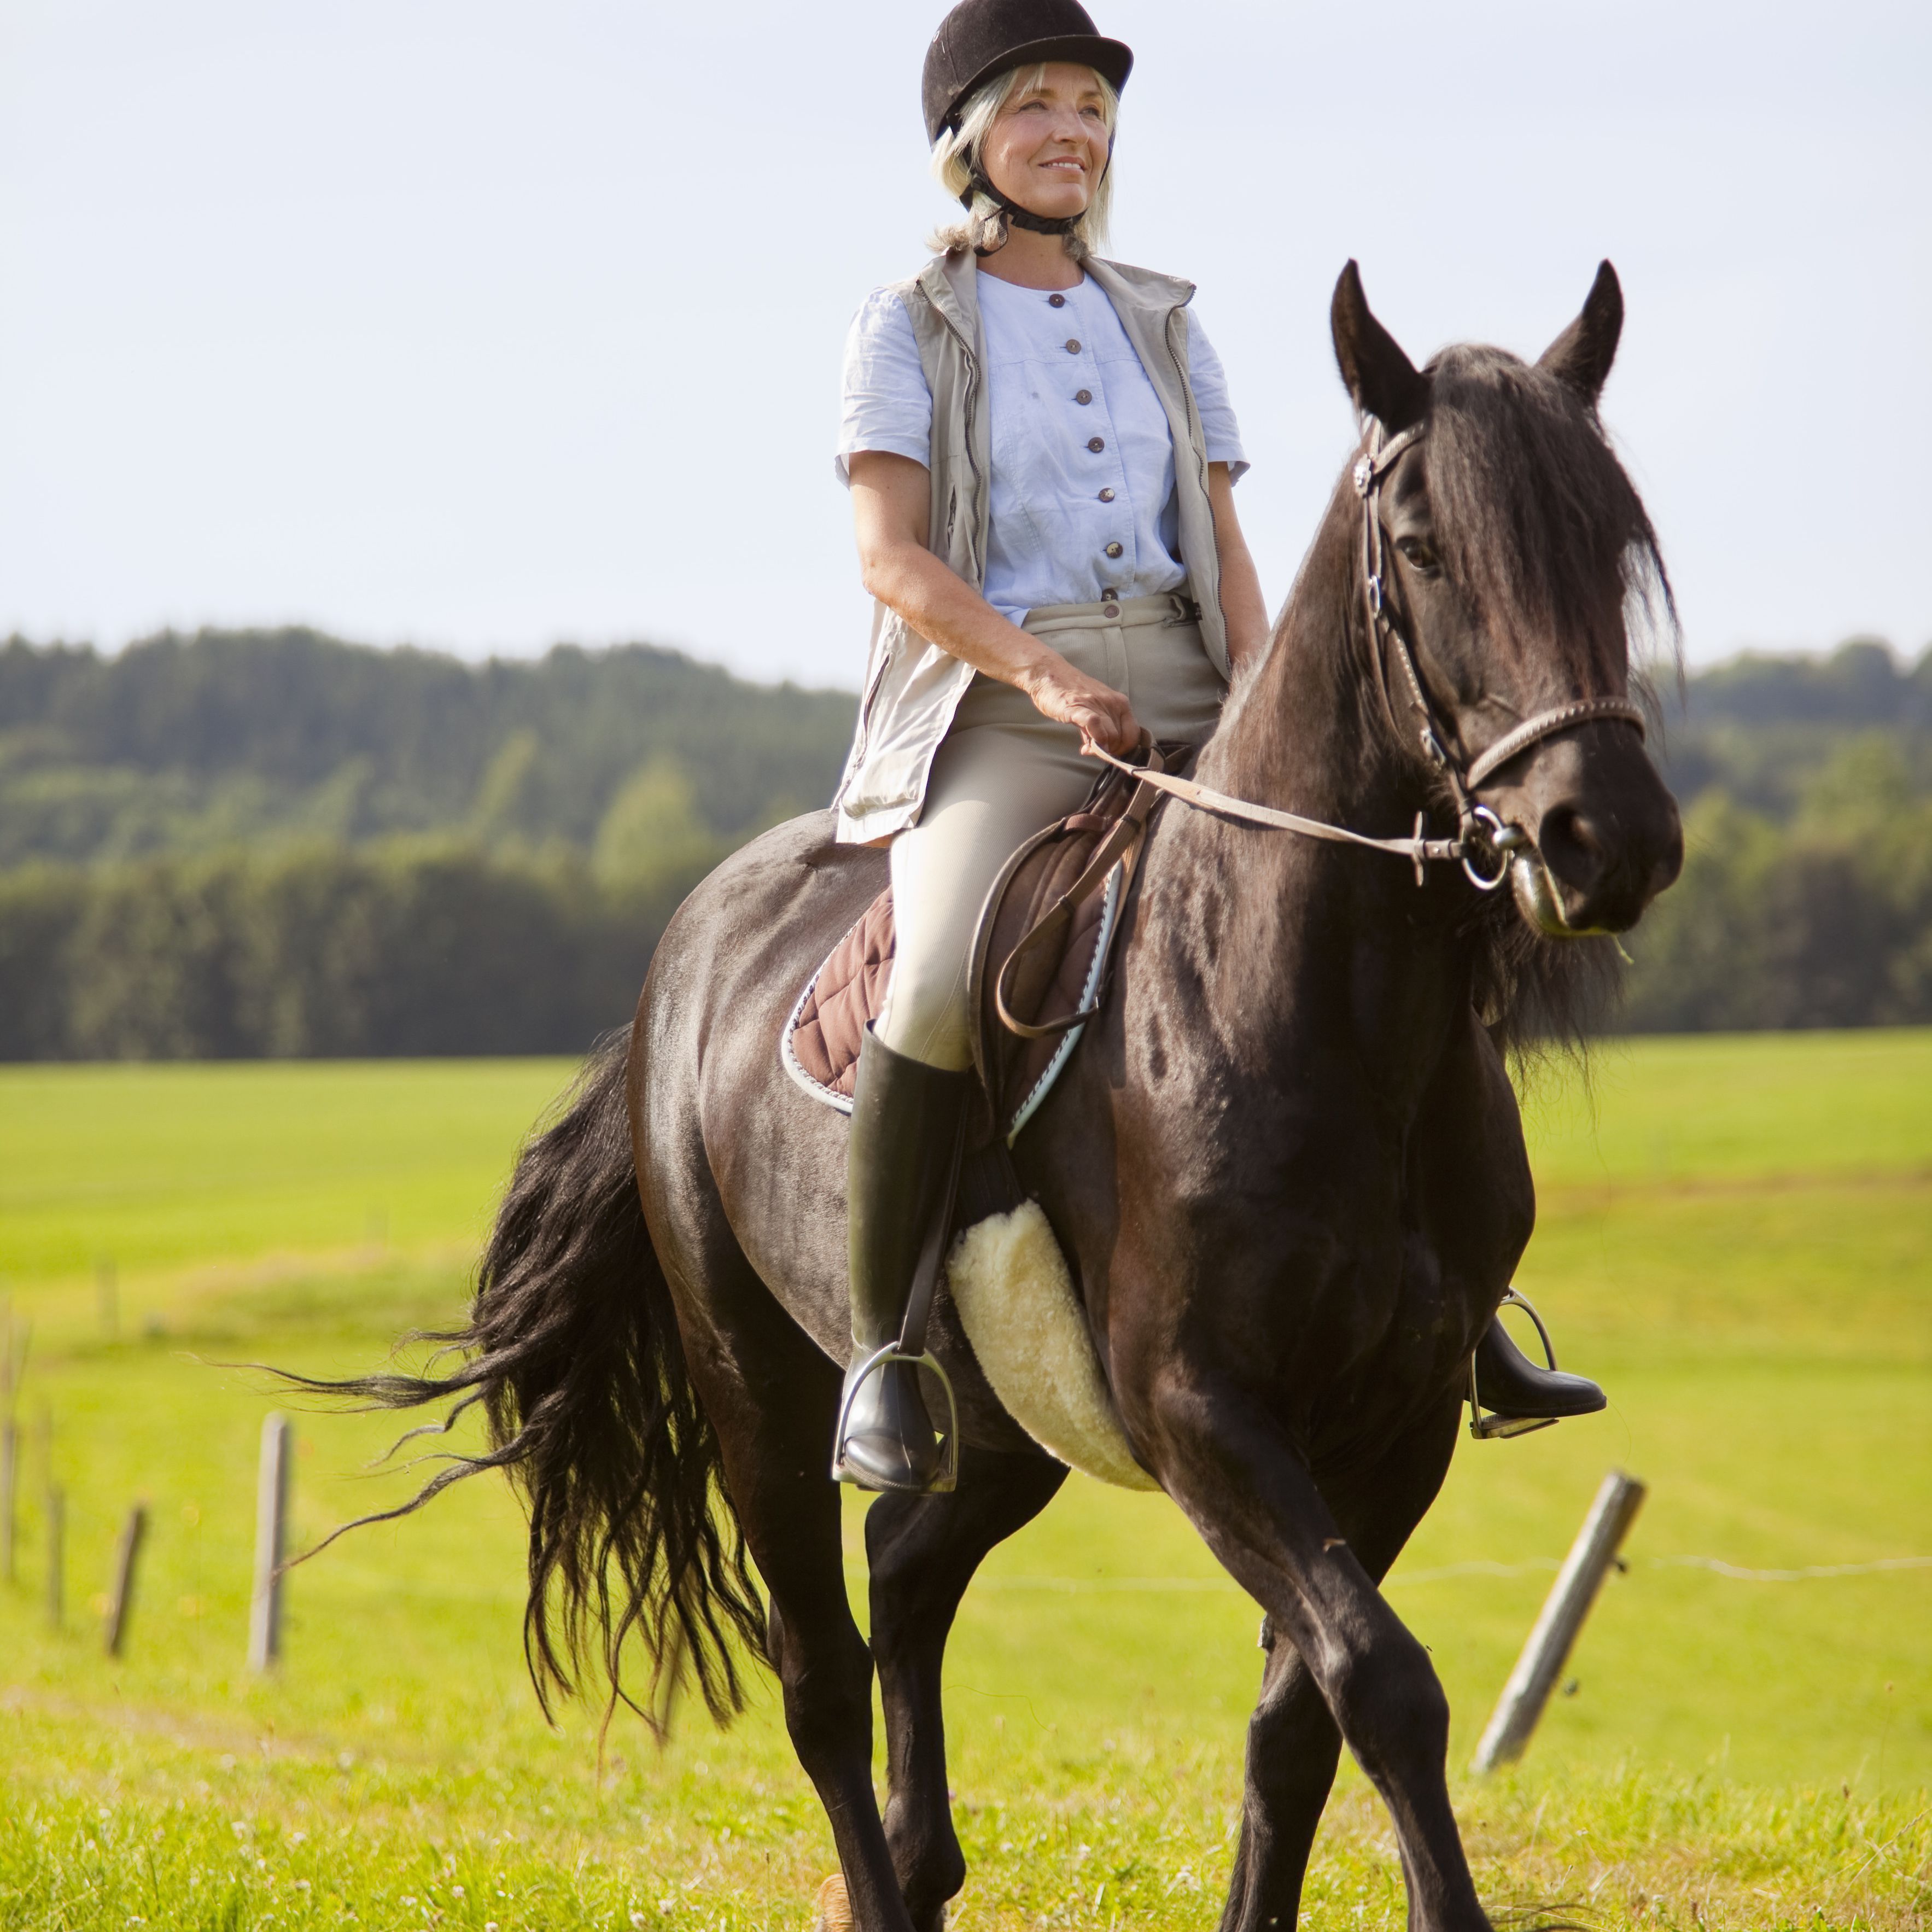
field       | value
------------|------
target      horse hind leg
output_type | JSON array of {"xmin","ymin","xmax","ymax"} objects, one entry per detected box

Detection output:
[
  {"xmin": 866, "ymin": 1447, "xmax": 1067, "ymax": 1932},
  {"xmin": 699, "ymin": 1349, "xmax": 919, "ymax": 1931},
  {"xmin": 651, "ymin": 1194, "xmax": 915, "ymax": 1931},
  {"xmin": 1217, "ymin": 1633, "xmax": 1344, "ymax": 1932}
]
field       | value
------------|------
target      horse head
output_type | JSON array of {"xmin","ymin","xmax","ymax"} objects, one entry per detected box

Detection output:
[{"xmin": 1330, "ymin": 260, "xmax": 1684, "ymax": 938}]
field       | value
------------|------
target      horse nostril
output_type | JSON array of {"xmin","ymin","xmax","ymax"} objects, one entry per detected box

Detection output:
[{"xmin": 1537, "ymin": 806, "xmax": 1608, "ymax": 895}]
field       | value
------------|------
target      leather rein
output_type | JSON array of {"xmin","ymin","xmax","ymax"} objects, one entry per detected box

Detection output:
[{"xmin": 1092, "ymin": 417, "xmax": 1648, "ymax": 890}]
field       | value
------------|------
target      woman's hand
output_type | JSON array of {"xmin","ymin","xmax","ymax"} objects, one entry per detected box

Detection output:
[
  {"xmin": 848, "ymin": 452, "xmax": 1143, "ymax": 756},
  {"xmin": 1019, "ymin": 655, "xmax": 1144, "ymax": 758}
]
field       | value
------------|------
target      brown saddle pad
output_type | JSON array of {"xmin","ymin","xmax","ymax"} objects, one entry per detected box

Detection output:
[
  {"xmin": 783, "ymin": 746, "xmax": 1184, "ymax": 1141},
  {"xmin": 784, "ymin": 891, "xmax": 895, "ymax": 1108}
]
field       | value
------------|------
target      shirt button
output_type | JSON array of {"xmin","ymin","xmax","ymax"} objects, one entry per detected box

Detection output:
[
  {"xmin": 1098, "ymin": 487, "xmax": 1116, "ymax": 502},
  {"xmin": 1087, "ymin": 435, "xmax": 1105, "ymax": 452},
  {"xmin": 1103, "ymin": 601, "xmax": 1122, "ymax": 617},
  {"xmin": 1065, "ymin": 338, "xmax": 1081, "ymax": 354},
  {"xmin": 1075, "ymin": 388, "xmax": 1093, "ymax": 405},
  {"xmin": 1048, "ymin": 293, "xmax": 1066, "ymax": 308},
  {"xmin": 1105, "ymin": 541, "xmax": 1124, "ymax": 559}
]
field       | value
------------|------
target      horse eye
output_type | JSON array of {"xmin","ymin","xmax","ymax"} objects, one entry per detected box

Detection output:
[{"xmin": 1397, "ymin": 536, "xmax": 1439, "ymax": 573}]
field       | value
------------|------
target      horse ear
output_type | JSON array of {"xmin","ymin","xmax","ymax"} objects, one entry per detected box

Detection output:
[
  {"xmin": 1330, "ymin": 261, "xmax": 1427, "ymax": 432},
  {"xmin": 1538, "ymin": 260, "xmax": 1624, "ymax": 404}
]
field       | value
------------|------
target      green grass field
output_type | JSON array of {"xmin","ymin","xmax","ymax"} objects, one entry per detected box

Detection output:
[{"xmin": 1, "ymin": 1035, "xmax": 1927, "ymax": 1930}]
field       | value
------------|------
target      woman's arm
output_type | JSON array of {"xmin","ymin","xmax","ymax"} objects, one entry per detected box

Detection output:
[
  {"xmin": 848, "ymin": 450, "xmax": 1142, "ymax": 757},
  {"xmin": 1207, "ymin": 461, "xmax": 1270, "ymax": 676}
]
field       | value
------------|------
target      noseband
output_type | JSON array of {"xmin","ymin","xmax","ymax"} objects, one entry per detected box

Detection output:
[{"xmin": 1094, "ymin": 417, "xmax": 1648, "ymax": 894}]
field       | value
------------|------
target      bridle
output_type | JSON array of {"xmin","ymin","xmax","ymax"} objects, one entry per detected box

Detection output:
[
  {"xmin": 1353, "ymin": 417, "xmax": 1647, "ymax": 887},
  {"xmin": 1092, "ymin": 416, "xmax": 1648, "ymax": 895}
]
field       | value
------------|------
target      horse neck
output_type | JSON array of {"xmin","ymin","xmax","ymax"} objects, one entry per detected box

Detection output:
[
  {"xmin": 1161, "ymin": 486, "xmax": 1474, "ymax": 1082},
  {"xmin": 1201, "ymin": 486, "xmax": 1418, "ymax": 859}
]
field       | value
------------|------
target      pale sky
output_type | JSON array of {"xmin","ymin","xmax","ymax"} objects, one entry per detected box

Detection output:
[{"xmin": 3, "ymin": 0, "xmax": 1926, "ymax": 685}]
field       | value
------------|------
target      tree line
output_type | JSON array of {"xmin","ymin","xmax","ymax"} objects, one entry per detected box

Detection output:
[
  {"xmin": 1, "ymin": 629, "xmax": 1927, "ymax": 1057},
  {"xmin": 0, "ymin": 841, "xmax": 711, "ymax": 1060},
  {"xmin": 0, "ymin": 627, "xmax": 857, "ymax": 867},
  {"xmin": 1620, "ymin": 734, "xmax": 1931, "ymax": 1030}
]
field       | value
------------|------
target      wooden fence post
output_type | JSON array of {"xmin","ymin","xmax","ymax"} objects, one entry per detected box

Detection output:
[
  {"xmin": 0, "ymin": 1418, "xmax": 15, "ymax": 1586},
  {"xmin": 1471, "ymin": 1468, "xmax": 1647, "ymax": 1773},
  {"xmin": 0, "ymin": 1309, "xmax": 24, "ymax": 1586},
  {"xmin": 248, "ymin": 1414, "xmax": 292, "ymax": 1671},
  {"xmin": 104, "ymin": 1504, "xmax": 148, "ymax": 1656},
  {"xmin": 45, "ymin": 1484, "xmax": 65, "ymax": 1627}
]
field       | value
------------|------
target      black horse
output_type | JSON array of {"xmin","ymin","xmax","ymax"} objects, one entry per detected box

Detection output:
[{"xmin": 313, "ymin": 262, "xmax": 1682, "ymax": 1932}]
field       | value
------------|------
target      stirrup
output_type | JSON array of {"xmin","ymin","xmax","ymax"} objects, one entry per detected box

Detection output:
[
  {"xmin": 831, "ymin": 1343, "xmax": 961, "ymax": 1493},
  {"xmin": 1468, "ymin": 1289, "xmax": 1560, "ymax": 1440}
]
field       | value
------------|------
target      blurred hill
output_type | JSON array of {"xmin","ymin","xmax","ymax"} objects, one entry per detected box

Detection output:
[
  {"xmin": 0, "ymin": 629, "xmax": 1927, "ymax": 1057},
  {"xmin": 0, "ymin": 628, "xmax": 855, "ymax": 870}
]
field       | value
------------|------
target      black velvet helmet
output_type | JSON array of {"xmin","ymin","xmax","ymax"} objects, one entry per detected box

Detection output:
[{"xmin": 921, "ymin": 0, "xmax": 1134, "ymax": 145}]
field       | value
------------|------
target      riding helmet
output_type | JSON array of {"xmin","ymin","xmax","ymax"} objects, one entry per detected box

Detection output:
[{"xmin": 921, "ymin": 0, "xmax": 1134, "ymax": 144}]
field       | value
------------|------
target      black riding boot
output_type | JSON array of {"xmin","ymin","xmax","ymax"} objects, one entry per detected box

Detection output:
[
  {"xmin": 832, "ymin": 1028, "xmax": 970, "ymax": 1493},
  {"xmin": 1472, "ymin": 1306, "xmax": 1607, "ymax": 1427}
]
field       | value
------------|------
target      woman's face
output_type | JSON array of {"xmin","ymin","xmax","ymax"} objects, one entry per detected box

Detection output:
[{"xmin": 978, "ymin": 64, "xmax": 1110, "ymax": 219}]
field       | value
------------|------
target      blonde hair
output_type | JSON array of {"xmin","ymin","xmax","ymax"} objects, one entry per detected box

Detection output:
[{"xmin": 928, "ymin": 62, "xmax": 1119, "ymax": 261}]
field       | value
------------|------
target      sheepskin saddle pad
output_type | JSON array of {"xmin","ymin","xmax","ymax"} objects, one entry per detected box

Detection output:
[{"xmin": 783, "ymin": 746, "xmax": 1183, "ymax": 1145}]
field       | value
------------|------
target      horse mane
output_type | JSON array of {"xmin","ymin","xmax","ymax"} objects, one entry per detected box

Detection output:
[
  {"xmin": 1423, "ymin": 344, "xmax": 1674, "ymax": 676},
  {"xmin": 1422, "ymin": 342, "xmax": 1680, "ymax": 1061}
]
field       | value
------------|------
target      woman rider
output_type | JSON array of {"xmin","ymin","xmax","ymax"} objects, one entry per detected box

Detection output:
[{"xmin": 830, "ymin": 0, "xmax": 1604, "ymax": 1493}]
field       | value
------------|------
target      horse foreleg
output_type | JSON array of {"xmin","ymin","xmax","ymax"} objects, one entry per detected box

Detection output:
[
  {"xmin": 1147, "ymin": 1376, "xmax": 1485, "ymax": 1932},
  {"xmin": 866, "ymin": 1447, "xmax": 1067, "ymax": 1932},
  {"xmin": 1216, "ymin": 1411, "xmax": 1464, "ymax": 1932}
]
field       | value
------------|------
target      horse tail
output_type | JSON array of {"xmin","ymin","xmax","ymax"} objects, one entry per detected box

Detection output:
[{"xmin": 282, "ymin": 1029, "xmax": 766, "ymax": 1734}]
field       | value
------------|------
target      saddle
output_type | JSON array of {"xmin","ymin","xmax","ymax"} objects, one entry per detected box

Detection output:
[{"xmin": 783, "ymin": 743, "xmax": 1188, "ymax": 1146}]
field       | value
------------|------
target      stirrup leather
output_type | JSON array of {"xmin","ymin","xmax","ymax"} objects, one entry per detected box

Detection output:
[
  {"xmin": 1468, "ymin": 1288, "xmax": 1560, "ymax": 1440},
  {"xmin": 832, "ymin": 1343, "xmax": 961, "ymax": 1493}
]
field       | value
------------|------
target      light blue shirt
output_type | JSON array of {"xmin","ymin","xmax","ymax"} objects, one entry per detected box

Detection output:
[{"xmin": 838, "ymin": 270, "xmax": 1248, "ymax": 624}]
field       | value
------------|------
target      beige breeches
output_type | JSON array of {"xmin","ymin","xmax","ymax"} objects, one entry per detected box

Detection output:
[{"xmin": 879, "ymin": 593, "xmax": 1228, "ymax": 1071}]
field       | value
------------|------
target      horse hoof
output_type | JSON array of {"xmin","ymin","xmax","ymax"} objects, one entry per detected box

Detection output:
[{"xmin": 813, "ymin": 1873, "xmax": 853, "ymax": 1931}]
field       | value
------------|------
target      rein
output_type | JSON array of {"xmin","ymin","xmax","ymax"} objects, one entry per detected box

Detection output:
[
  {"xmin": 1088, "ymin": 742, "xmax": 1469, "ymax": 888},
  {"xmin": 1093, "ymin": 418, "xmax": 1648, "ymax": 891}
]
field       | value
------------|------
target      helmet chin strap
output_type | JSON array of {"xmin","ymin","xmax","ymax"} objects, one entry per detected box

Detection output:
[
  {"xmin": 960, "ymin": 133, "xmax": 1114, "ymax": 255},
  {"xmin": 964, "ymin": 170, "xmax": 1081, "ymax": 238}
]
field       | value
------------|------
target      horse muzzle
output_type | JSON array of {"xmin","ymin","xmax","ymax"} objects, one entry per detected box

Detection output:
[
  {"xmin": 1509, "ymin": 843, "xmax": 1620, "ymax": 937},
  {"xmin": 1491, "ymin": 726, "xmax": 1684, "ymax": 938}
]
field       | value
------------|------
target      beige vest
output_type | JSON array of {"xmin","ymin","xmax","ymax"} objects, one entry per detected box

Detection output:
[{"xmin": 832, "ymin": 250, "xmax": 1230, "ymax": 844}]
